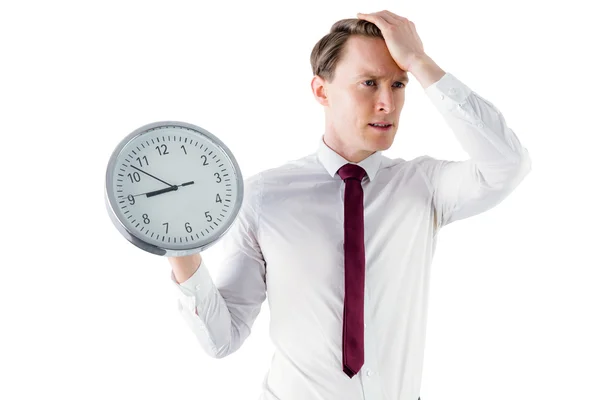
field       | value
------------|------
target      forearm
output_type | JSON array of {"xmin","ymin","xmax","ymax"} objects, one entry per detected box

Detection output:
[
  {"xmin": 169, "ymin": 253, "xmax": 202, "ymax": 283},
  {"xmin": 169, "ymin": 252, "xmax": 265, "ymax": 359},
  {"xmin": 409, "ymin": 53, "xmax": 446, "ymax": 89}
]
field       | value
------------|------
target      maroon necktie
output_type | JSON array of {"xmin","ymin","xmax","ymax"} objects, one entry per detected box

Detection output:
[{"xmin": 337, "ymin": 163, "xmax": 367, "ymax": 378}]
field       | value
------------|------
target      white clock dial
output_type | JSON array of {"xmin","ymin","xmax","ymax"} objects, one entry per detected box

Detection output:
[{"xmin": 105, "ymin": 122, "xmax": 243, "ymax": 256}]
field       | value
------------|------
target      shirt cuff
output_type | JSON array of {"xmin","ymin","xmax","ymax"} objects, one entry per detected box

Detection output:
[
  {"xmin": 424, "ymin": 72, "xmax": 472, "ymax": 113},
  {"xmin": 170, "ymin": 259, "xmax": 214, "ymax": 300}
]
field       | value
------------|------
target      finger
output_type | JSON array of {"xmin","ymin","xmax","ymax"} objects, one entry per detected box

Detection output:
[
  {"xmin": 367, "ymin": 10, "xmax": 406, "ymax": 27},
  {"xmin": 371, "ymin": 11, "xmax": 394, "ymax": 25},
  {"xmin": 357, "ymin": 12, "xmax": 392, "ymax": 27},
  {"xmin": 381, "ymin": 10, "xmax": 407, "ymax": 23}
]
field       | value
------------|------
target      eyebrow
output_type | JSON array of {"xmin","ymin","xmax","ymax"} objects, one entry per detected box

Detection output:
[{"xmin": 355, "ymin": 73, "xmax": 409, "ymax": 82}]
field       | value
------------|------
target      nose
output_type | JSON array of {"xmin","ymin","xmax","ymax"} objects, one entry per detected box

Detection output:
[{"xmin": 375, "ymin": 88, "xmax": 396, "ymax": 113}]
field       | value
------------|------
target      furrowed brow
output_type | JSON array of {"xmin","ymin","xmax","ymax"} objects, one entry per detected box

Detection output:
[{"xmin": 355, "ymin": 73, "xmax": 409, "ymax": 82}]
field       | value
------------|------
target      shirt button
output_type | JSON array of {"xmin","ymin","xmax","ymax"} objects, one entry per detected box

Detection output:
[
  {"xmin": 449, "ymin": 88, "xmax": 457, "ymax": 94},
  {"xmin": 367, "ymin": 369, "xmax": 373, "ymax": 376},
  {"xmin": 364, "ymin": 323, "xmax": 367, "ymax": 328},
  {"xmin": 440, "ymin": 94, "xmax": 444, "ymax": 100}
]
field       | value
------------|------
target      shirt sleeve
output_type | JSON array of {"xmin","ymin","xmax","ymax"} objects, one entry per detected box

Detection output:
[
  {"xmin": 169, "ymin": 172, "xmax": 267, "ymax": 358},
  {"xmin": 416, "ymin": 72, "xmax": 532, "ymax": 229}
]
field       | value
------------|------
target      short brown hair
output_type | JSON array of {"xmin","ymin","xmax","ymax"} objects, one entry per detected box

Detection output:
[{"xmin": 310, "ymin": 18, "xmax": 383, "ymax": 83}]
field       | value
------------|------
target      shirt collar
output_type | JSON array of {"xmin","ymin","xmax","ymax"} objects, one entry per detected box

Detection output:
[{"xmin": 316, "ymin": 135, "xmax": 383, "ymax": 182}]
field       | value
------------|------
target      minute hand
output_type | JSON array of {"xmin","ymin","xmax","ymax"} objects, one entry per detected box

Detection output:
[{"xmin": 130, "ymin": 165, "xmax": 175, "ymax": 187}]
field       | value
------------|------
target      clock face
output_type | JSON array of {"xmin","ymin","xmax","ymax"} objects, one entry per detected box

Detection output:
[{"xmin": 106, "ymin": 123, "xmax": 242, "ymax": 255}]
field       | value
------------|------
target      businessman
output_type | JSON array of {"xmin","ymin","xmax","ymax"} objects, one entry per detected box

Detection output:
[{"xmin": 168, "ymin": 10, "xmax": 532, "ymax": 400}]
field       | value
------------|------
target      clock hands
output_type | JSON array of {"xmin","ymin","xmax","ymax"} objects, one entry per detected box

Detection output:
[
  {"xmin": 128, "ymin": 164, "xmax": 192, "ymax": 197},
  {"xmin": 145, "ymin": 181, "xmax": 195, "ymax": 197},
  {"xmin": 131, "ymin": 180, "xmax": 195, "ymax": 198}
]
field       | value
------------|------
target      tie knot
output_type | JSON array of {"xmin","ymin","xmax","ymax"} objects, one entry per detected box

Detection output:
[{"xmin": 338, "ymin": 163, "xmax": 366, "ymax": 181}]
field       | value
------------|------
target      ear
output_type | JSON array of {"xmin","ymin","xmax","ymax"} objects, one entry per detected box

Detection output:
[{"xmin": 311, "ymin": 75, "xmax": 329, "ymax": 107}]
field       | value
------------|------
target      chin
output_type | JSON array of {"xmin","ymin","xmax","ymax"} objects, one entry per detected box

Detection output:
[
  {"xmin": 374, "ymin": 141, "xmax": 393, "ymax": 152},
  {"xmin": 366, "ymin": 133, "xmax": 395, "ymax": 151}
]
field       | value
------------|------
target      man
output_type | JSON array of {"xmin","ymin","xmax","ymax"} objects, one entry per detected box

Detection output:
[{"xmin": 168, "ymin": 10, "xmax": 532, "ymax": 400}]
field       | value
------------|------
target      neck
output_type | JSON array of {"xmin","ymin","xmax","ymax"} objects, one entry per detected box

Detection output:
[{"xmin": 323, "ymin": 134, "xmax": 375, "ymax": 163}]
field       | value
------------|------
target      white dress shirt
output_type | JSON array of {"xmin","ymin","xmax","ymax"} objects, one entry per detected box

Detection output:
[{"xmin": 170, "ymin": 72, "xmax": 532, "ymax": 400}]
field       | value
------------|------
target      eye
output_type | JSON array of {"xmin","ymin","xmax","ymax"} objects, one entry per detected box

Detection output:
[{"xmin": 363, "ymin": 80, "xmax": 405, "ymax": 88}]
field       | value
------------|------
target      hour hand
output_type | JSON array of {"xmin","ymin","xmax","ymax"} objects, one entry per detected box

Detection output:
[{"xmin": 146, "ymin": 186, "xmax": 178, "ymax": 198}]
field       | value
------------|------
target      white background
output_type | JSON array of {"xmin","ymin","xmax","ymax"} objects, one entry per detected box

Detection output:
[{"xmin": 1, "ymin": 0, "xmax": 598, "ymax": 399}]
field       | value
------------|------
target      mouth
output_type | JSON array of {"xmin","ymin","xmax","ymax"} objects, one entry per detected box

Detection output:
[{"xmin": 368, "ymin": 123, "xmax": 393, "ymax": 131}]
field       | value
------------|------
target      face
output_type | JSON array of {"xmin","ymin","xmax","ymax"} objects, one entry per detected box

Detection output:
[{"xmin": 311, "ymin": 35, "xmax": 409, "ymax": 163}]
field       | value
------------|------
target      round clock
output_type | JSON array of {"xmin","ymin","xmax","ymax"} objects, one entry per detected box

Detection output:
[{"xmin": 104, "ymin": 121, "xmax": 244, "ymax": 257}]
